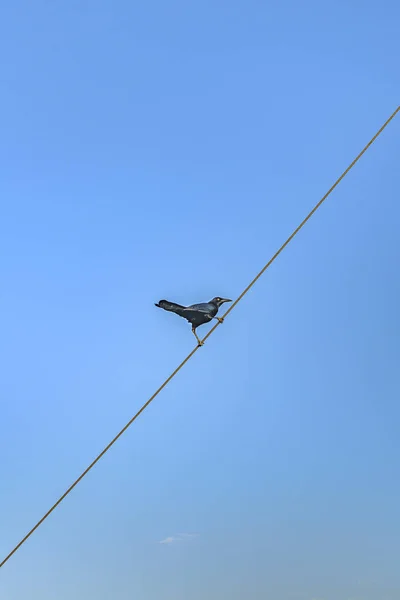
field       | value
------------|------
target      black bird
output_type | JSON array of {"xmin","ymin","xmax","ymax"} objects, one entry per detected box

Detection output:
[{"xmin": 155, "ymin": 296, "xmax": 232, "ymax": 346}]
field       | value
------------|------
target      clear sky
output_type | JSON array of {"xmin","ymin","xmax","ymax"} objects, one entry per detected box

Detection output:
[{"xmin": 1, "ymin": 1, "xmax": 399, "ymax": 599}]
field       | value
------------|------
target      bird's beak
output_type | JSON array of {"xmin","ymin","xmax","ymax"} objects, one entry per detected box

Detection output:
[{"xmin": 222, "ymin": 298, "xmax": 232, "ymax": 304}]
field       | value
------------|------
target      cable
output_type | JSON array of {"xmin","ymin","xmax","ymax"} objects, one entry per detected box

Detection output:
[{"xmin": 1, "ymin": 105, "xmax": 398, "ymax": 569}]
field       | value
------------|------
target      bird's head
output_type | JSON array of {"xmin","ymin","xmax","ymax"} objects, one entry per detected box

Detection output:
[{"xmin": 211, "ymin": 297, "xmax": 232, "ymax": 307}]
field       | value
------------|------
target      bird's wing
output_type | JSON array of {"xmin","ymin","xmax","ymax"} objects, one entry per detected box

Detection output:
[
  {"xmin": 188, "ymin": 302, "xmax": 212, "ymax": 313},
  {"xmin": 155, "ymin": 300, "xmax": 215, "ymax": 323},
  {"xmin": 189, "ymin": 302, "xmax": 217, "ymax": 318}
]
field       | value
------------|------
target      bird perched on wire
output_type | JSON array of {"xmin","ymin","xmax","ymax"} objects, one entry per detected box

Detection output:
[{"xmin": 155, "ymin": 296, "xmax": 232, "ymax": 346}]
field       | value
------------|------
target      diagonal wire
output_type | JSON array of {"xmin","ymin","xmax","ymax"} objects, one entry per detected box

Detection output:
[{"xmin": 1, "ymin": 105, "xmax": 398, "ymax": 569}]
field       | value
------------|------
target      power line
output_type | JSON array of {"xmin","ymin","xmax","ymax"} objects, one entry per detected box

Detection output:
[{"xmin": 1, "ymin": 106, "xmax": 398, "ymax": 569}]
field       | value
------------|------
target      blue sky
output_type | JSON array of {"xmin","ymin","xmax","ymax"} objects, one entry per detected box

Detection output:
[{"xmin": 1, "ymin": 0, "xmax": 399, "ymax": 598}]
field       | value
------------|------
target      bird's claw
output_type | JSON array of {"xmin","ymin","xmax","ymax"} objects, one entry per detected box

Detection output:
[{"xmin": 217, "ymin": 317, "xmax": 224, "ymax": 324}]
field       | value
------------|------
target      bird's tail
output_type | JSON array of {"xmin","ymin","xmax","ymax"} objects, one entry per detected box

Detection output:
[{"xmin": 155, "ymin": 299, "xmax": 187, "ymax": 317}]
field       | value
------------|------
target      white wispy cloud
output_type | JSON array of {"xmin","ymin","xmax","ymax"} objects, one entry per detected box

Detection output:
[
  {"xmin": 158, "ymin": 532, "xmax": 199, "ymax": 545},
  {"xmin": 158, "ymin": 536, "xmax": 177, "ymax": 545}
]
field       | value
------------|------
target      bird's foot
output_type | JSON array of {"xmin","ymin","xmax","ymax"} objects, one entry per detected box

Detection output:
[
  {"xmin": 193, "ymin": 330, "xmax": 204, "ymax": 346},
  {"xmin": 217, "ymin": 317, "xmax": 224, "ymax": 324}
]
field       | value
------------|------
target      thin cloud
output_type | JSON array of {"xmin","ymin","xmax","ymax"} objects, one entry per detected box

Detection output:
[
  {"xmin": 158, "ymin": 536, "xmax": 177, "ymax": 545},
  {"xmin": 158, "ymin": 532, "xmax": 199, "ymax": 545}
]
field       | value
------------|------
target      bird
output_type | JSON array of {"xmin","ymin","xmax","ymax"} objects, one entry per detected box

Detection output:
[{"xmin": 155, "ymin": 296, "xmax": 232, "ymax": 346}]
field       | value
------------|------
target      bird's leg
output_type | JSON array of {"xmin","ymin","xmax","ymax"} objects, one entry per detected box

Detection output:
[
  {"xmin": 192, "ymin": 327, "xmax": 204, "ymax": 346},
  {"xmin": 214, "ymin": 317, "xmax": 224, "ymax": 324}
]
